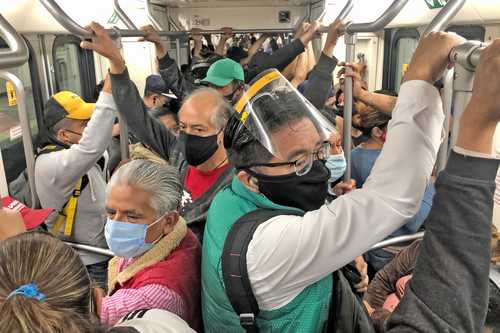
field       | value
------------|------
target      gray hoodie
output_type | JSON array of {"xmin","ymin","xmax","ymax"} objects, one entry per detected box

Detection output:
[{"xmin": 35, "ymin": 92, "xmax": 116, "ymax": 265}]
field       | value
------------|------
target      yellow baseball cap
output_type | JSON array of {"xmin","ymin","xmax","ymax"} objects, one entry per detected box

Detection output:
[{"xmin": 44, "ymin": 91, "xmax": 95, "ymax": 128}]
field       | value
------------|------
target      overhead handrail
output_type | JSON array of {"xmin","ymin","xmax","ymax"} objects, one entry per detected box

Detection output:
[
  {"xmin": 342, "ymin": 0, "xmax": 409, "ymax": 181},
  {"xmin": 113, "ymin": 0, "xmax": 138, "ymax": 30},
  {"xmin": 146, "ymin": 0, "xmax": 164, "ymax": 31},
  {"xmin": 422, "ymin": 0, "xmax": 466, "ymax": 38},
  {"xmin": 65, "ymin": 242, "xmax": 114, "ymax": 257},
  {"xmin": 0, "ymin": 14, "xmax": 29, "ymax": 69},
  {"xmin": 369, "ymin": 232, "xmax": 424, "ymax": 251},
  {"xmin": 0, "ymin": 71, "xmax": 39, "ymax": 208}
]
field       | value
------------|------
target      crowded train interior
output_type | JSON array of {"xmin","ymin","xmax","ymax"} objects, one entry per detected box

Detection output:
[{"xmin": 0, "ymin": 0, "xmax": 499, "ymax": 332}]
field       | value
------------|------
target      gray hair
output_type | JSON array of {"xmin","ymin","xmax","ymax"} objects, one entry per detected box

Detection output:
[
  {"xmin": 107, "ymin": 160, "xmax": 182, "ymax": 217},
  {"xmin": 184, "ymin": 87, "xmax": 232, "ymax": 131}
]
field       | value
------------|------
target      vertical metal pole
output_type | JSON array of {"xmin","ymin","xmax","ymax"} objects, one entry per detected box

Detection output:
[
  {"xmin": 0, "ymin": 71, "xmax": 39, "ymax": 208},
  {"xmin": 115, "ymin": 37, "xmax": 130, "ymax": 161},
  {"xmin": 450, "ymin": 65, "xmax": 475, "ymax": 148},
  {"xmin": 436, "ymin": 68, "xmax": 454, "ymax": 173},
  {"xmin": 176, "ymin": 38, "xmax": 181, "ymax": 69},
  {"xmin": 118, "ymin": 114, "xmax": 129, "ymax": 160},
  {"xmin": 343, "ymin": 33, "xmax": 356, "ymax": 182}
]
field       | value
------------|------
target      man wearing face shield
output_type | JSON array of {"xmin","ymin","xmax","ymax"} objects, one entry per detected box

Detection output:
[{"xmin": 201, "ymin": 32, "xmax": 466, "ymax": 332}]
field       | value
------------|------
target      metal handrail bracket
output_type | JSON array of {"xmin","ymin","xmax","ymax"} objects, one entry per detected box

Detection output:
[
  {"xmin": 0, "ymin": 14, "xmax": 29, "ymax": 69},
  {"xmin": 146, "ymin": 0, "xmax": 164, "ymax": 31},
  {"xmin": 113, "ymin": 0, "xmax": 138, "ymax": 30}
]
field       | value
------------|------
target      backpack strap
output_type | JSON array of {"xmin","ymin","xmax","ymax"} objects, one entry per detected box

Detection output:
[
  {"xmin": 50, "ymin": 175, "xmax": 88, "ymax": 238},
  {"xmin": 221, "ymin": 208, "xmax": 303, "ymax": 333},
  {"xmin": 38, "ymin": 145, "xmax": 89, "ymax": 238}
]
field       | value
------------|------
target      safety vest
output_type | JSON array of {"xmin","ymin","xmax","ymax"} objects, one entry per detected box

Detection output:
[
  {"xmin": 202, "ymin": 177, "xmax": 332, "ymax": 332},
  {"xmin": 38, "ymin": 145, "xmax": 86, "ymax": 238}
]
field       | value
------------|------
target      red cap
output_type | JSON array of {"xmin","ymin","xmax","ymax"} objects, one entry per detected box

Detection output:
[{"xmin": 2, "ymin": 197, "xmax": 54, "ymax": 230}]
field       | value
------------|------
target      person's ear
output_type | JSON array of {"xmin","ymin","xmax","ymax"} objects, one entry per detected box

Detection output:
[
  {"xmin": 162, "ymin": 211, "xmax": 179, "ymax": 235},
  {"xmin": 56, "ymin": 128, "xmax": 70, "ymax": 144},
  {"xmin": 217, "ymin": 129, "xmax": 224, "ymax": 146},
  {"xmin": 372, "ymin": 127, "xmax": 384, "ymax": 139},
  {"xmin": 237, "ymin": 170, "xmax": 260, "ymax": 193}
]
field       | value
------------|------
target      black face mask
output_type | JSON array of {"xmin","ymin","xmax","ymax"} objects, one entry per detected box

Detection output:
[
  {"xmin": 248, "ymin": 160, "xmax": 331, "ymax": 212},
  {"xmin": 179, "ymin": 131, "xmax": 219, "ymax": 166}
]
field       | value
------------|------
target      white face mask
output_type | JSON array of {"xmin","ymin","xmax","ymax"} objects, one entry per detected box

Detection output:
[
  {"xmin": 326, "ymin": 153, "xmax": 347, "ymax": 184},
  {"xmin": 104, "ymin": 214, "xmax": 165, "ymax": 258}
]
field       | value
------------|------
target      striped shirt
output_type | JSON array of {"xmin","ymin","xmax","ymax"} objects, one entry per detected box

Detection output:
[{"xmin": 100, "ymin": 258, "xmax": 186, "ymax": 325}]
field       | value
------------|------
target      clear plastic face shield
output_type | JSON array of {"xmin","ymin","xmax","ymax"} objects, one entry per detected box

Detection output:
[{"xmin": 234, "ymin": 69, "xmax": 338, "ymax": 176}]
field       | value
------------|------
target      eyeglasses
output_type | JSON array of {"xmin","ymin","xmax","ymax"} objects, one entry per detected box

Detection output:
[
  {"xmin": 240, "ymin": 141, "xmax": 331, "ymax": 176},
  {"xmin": 63, "ymin": 128, "xmax": 83, "ymax": 136}
]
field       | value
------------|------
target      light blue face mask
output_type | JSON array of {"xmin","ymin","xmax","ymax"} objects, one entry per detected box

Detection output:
[
  {"xmin": 326, "ymin": 153, "xmax": 347, "ymax": 184},
  {"xmin": 105, "ymin": 215, "xmax": 164, "ymax": 259}
]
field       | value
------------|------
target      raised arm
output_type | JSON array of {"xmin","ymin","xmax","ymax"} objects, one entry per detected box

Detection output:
[
  {"xmin": 139, "ymin": 25, "xmax": 195, "ymax": 101},
  {"xmin": 339, "ymin": 62, "xmax": 396, "ymax": 114},
  {"xmin": 240, "ymin": 34, "xmax": 269, "ymax": 66},
  {"xmin": 303, "ymin": 20, "xmax": 344, "ymax": 109},
  {"xmin": 215, "ymin": 27, "xmax": 233, "ymax": 56},
  {"xmin": 81, "ymin": 22, "xmax": 177, "ymax": 161},
  {"xmin": 247, "ymin": 32, "xmax": 466, "ymax": 310},
  {"xmin": 245, "ymin": 22, "xmax": 320, "ymax": 82},
  {"xmin": 386, "ymin": 39, "xmax": 500, "ymax": 333}
]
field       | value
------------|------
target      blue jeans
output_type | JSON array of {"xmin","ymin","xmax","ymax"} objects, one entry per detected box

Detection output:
[{"xmin": 86, "ymin": 260, "xmax": 109, "ymax": 292}]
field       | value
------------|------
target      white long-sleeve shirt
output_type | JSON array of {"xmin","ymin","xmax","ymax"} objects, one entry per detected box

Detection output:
[{"xmin": 246, "ymin": 80, "xmax": 444, "ymax": 311}]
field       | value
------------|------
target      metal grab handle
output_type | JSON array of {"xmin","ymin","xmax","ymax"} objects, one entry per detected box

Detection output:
[
  {"xmin": 369, "ymin": 232, "xmax": 424, "ymax": 251},
  {"xmin": 0, "ymin": 14, "xmax": 29, "ymax": 69},
  {"xmin": 422, "ymin": 0, "xmax": 466, "ymax": 38},
  {"xmin": 0, "ymin": 71, "xmax": 39, "ymax": 208},
  {"xmin": 39, "ymin": 0, "xmax": 94, "ymax": 38},
  {"xmin": 346, "ymin": 0, "xmax": 409, "ymax": 34},
  {"xmin": 113, "ymin": 0, "xmax": 138, "ymax": 30}
]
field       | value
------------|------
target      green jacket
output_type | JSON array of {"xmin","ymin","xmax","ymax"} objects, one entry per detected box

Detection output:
[{"xmin": 201, "ymin": 177, "xmax": 332, "ymax": 332}]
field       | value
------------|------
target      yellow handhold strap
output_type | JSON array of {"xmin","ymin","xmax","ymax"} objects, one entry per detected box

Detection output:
[{"xmin": 51, "ymin": 177, "xmax": 84, "ymax": 238}]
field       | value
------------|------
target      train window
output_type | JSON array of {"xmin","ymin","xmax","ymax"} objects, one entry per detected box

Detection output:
[
  {"xmin": 393, "ymin": 37, "xmax": 418, "ymax": 92},
  {"xmin": 446, "ymin": 25, "xmax": 485, "ymax": 42},
  {"xmin": 54, "ymin": 42, "xmax": 83, "ymax": 96},
  {"xmin": 52, "ymin": 35, "xmax": 96, "ymax": 101},
  {"xmin": 382, "ymin": 28, "xmax": 420, "ymax": 93},
  {"xmin": 0, "ymin": 39, "xmax": 40, "ymax": 183}
]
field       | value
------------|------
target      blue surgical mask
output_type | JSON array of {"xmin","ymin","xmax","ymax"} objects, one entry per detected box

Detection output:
[
  {"xmin": 105, "ymin": 215, "xmax": 164, "ymax": 259},
  {"xmin": 326, "ymin": 153, "xmax": 347, "ymax": 184}
]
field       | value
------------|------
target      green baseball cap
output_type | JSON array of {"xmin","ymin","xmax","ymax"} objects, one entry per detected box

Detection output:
[{"xmin": 202, "ymin": 58, "xmax": 245, "ymax": 87}]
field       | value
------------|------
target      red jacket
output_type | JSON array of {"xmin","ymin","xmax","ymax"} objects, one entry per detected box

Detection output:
[{"xmin": 112, "ymin": 230, "xmax": 201, "ymax": 330}]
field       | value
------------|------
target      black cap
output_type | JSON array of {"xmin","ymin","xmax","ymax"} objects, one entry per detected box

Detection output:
[
  {"xmin": 227, "ymin": 46, "xmax": 249, "ymax": 64},
  {"xmin": 144, "ymin": 75, "xmax": 167, "ymax": 95}
]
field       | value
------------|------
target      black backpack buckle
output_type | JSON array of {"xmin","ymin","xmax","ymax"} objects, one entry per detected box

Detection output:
[{"xmin": 240, "ymin": 313, "xmax": 255, "ymax": 327}]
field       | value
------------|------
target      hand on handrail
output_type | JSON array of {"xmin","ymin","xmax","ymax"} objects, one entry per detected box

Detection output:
[
  {"xmin": 139, "ymin": 25, "xmax": 168, "ymax": 59},
  {"xmin": 80, "ymin": 22, "xmax": 126, "ymax": 74}
]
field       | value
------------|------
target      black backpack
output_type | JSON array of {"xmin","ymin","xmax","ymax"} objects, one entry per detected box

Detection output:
[{"xmin": 221, "ymin": 208, "xmax": 375, "ymax": 333}]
